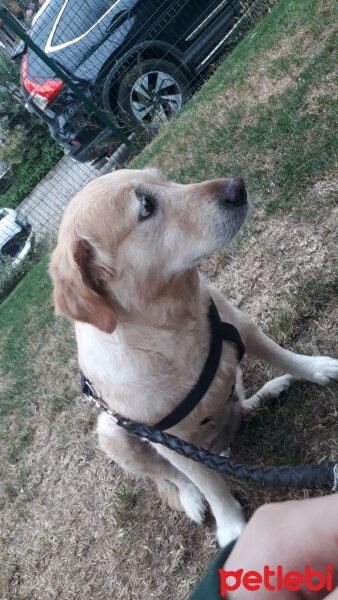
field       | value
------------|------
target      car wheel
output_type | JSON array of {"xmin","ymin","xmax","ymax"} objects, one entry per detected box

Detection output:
[{"xmin": 116, "ymin": 59, "xmax": 191, "ymax": 127}]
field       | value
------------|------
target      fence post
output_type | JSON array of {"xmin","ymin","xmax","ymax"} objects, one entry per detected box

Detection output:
[{"xmin": 0, "ymin": 8, "xmax": 134, "ymax": 149}]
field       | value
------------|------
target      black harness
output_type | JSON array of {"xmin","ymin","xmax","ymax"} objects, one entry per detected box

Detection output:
[
  {"xmin": 81, "ymin": 298, "xmax": 245, "ymax": 430},
  {"xmin": 80, "ymin": 299, "xmax": 338, "ymax": 491}
]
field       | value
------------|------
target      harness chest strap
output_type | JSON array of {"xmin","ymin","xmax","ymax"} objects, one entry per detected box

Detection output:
[{"xmin": 81, "ymin": 297, "xmax": 245, "ymax": 431}]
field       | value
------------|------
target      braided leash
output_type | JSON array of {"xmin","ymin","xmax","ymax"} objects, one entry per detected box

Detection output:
[
  {"xmin": 83, "ymin": 382, "xmax": 338, "ymax": 492},
  {"xmin": 116, "ymin": 419, "xmax": 338, "ymax": 491}
]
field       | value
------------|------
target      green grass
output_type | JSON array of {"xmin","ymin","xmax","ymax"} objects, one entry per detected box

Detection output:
[
  {"xmin": 0, "ymin": 254, "xmax": 77, "ymax": 478},
  {"xmin": 112, "ymin": 486, "xmax": 138, "ymax": 527},
  {"xmin": 132, "ymin": 0, "xmax": 337, "ymax": 214},
  {"xmin": 0, "ymin": 255, "xmax": 53, "ymax": 416},
  {"xmin": 0, "ymin": 258, "xmax": 52, "ymax": 502}
]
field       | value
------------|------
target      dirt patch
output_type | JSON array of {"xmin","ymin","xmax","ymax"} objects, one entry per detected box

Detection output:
[{"xmin": 29, "ymin": 318, "xmax": 79, "ymax": 408}]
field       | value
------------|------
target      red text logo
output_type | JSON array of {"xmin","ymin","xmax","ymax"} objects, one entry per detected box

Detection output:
[{"xmin": 218, "ymin": 564, "xmax": 333, "ymax": 596}]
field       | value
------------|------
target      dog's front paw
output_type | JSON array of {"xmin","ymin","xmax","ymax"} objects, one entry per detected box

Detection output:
[
  {"xmin": 216, "ymin": 514, "xmax": 246, "ymax": 548},
  {"xmin": 179, "ymin": 482, "xmax": 206, "ymax": 525},
  {"xmin": 295, "ymin": 356, "xmax": 338, "ymax": 386},
  {"xmin": 243, "ymin": 374, "xmax": 294, "ymax": 412},
  {"xmin": 261, "ymin": 374, "xmax": 295, "ymax": 397}
]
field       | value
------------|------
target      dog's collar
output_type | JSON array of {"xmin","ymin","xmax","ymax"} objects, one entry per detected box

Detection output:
[{"xmin": 81, "ymin": 298, "xmax": 245, "ymax": 431}]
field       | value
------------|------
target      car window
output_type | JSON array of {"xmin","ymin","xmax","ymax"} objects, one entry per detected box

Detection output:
[
  {"xmin": 52, "ymin": 0, "xmax": 113, "ymax": 46},
  {"xmin": 1, "ymin": 233, "xmax": 22, "ymax": 258},
  {"xmin": 1, "ymin": 229, "xmax": 31, "ymax": 258}
]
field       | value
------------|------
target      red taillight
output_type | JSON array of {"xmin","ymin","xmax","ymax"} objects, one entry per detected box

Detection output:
[{"xmin": 21, "ymin": 53, "xmax": 64, "ymax": 109}]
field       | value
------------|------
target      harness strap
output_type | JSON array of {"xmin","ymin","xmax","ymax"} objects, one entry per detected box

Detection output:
[
  {"xmin": 154, "ymin": 299, "xmax": 244, "ymax": 430},
  {"xmin": 81, "ymin": 297, "xmax": 245, "ymax": 431}
]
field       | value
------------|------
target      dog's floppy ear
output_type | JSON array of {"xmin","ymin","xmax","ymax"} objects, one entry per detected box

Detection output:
[{"xmin": 49, "ymin": 238, "xmax": 117, "ymax": 334}]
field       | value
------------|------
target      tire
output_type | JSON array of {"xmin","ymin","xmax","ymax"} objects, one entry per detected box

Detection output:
[{"xmin": 116, "ymin": 59, "xmax": 191, "ymax": 127}]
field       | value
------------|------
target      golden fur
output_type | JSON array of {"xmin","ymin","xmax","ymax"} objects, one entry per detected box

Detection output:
[{"xmin": 50, "ymin": 168, "xmax": 338, "ymax": 546}]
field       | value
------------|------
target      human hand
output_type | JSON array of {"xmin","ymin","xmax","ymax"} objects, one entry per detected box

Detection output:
[{"xmin": 220, "ymin": 494, "xmax": 338, "ymax": 599}]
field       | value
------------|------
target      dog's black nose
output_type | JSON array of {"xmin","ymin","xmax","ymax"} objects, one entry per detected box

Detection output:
[{"xmin": 223, "ymin": 177, "xmax": 247, "ymax": 206}]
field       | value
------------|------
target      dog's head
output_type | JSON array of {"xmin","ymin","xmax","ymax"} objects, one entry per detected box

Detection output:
[{"xmin": 49, "ymin": 168, "xmax": 248, "ymax": 332}]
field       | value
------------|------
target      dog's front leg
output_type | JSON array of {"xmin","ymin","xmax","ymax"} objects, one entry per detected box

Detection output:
[
  {"xmin": 242, "ymin": 318, "xmax": 338, "ymax": 385},
  {"xmin": 97, "ymin": 412, "xmax": 206, "ymax": 524},
  {"xmin": 211, "ymin": 290, "xmax": 338, "ymax": 386},
  {"xmin": 154, "ymin": 444, "xmax": 245, "ymax": 547}
]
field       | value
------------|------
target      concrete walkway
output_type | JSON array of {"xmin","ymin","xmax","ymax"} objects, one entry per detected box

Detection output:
[{"xmin": 18, "ymin": 144, "xmax": 130, "ymax": 241}]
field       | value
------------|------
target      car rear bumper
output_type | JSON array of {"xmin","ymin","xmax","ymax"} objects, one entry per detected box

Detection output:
[
  {"xmin": 64, "ymin": 127, "xmax": 121, "ymax": 163},
  {"xmin": 23, "ymin": 86, "xmax": 121, "ymax": 163}
]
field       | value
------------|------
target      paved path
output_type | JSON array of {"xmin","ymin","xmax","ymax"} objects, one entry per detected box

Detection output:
[{"xmin": 18, "ymin": 144, "xmax": 130, "ymax": 241}]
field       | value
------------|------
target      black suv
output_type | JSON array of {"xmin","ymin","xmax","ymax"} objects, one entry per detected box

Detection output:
[{"xmin": 15, "ymin": 0, "xmax": 249, "ymax": 163}]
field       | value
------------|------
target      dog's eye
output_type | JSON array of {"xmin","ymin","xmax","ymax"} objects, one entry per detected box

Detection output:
[{"xmin": 139, "ymin": 195, "xmax": 155, "ymax": 221}]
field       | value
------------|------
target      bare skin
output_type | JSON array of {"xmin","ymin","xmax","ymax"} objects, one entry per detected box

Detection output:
[{"xmin": 223, "ymin": 495, "xmax": 338, "ymax": 599}]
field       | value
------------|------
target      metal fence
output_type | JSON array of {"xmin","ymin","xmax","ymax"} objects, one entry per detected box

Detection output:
[{"xmin": 0, "ymin": 0, "xmax": 268, "ymax": 301}]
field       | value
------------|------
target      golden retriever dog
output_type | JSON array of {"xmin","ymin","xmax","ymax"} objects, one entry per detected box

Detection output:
[{"xmin": 50, "ymin": 168, "xmax": 338, "ymax": 547}]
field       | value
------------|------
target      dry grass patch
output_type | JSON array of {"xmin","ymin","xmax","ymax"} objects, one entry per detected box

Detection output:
[
  {"xmin": 0, "ymin": 391, "xmax": 220, "ymax": 600},
  {"xmin": 0, "ymin": 372, "xmax": 9, "ymax": 398},
  {"xmin": 301, "ymin": 66, "xmax": 338, "ymax": 115},
  {"xmin": 200, "ymin": 169, "xmax": 337, "ymax": 517},
  {"xmin": 203, "ymin": 198, "xmax": 337, "ymax": 324}
]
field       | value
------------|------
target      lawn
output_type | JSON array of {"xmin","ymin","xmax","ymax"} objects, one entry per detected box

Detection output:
[{"xmin": 1, "ymin": 0, "xmax": 337, "ymax": 598}]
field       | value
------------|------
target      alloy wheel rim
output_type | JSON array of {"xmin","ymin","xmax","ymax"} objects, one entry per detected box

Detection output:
[{"xmin": 130, "ymin": 70, "xmax": 183, "ymax": 124}]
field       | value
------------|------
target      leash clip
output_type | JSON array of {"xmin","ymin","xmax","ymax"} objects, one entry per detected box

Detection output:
[{"xmin": 82, "ymin": 380, "xmax": 120, "ymax": 424}]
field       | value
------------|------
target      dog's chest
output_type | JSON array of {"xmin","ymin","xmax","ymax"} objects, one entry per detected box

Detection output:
[{"xmin": 75, "ymin": 320, "xmax": 238, "ymax": 425}]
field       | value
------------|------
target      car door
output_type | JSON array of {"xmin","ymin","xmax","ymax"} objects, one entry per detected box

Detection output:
[{"xmin": 159, "ymin": 0, "xmax": 239, "ymax": 53}]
